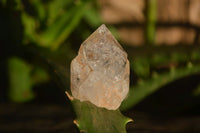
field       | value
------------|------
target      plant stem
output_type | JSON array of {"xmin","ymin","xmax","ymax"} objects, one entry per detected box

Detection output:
[{"xmin": 146, "ymin": 0, "xmax": 157, "ymax": 45}]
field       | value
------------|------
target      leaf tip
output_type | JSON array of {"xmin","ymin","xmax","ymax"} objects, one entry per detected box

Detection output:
[
  {"xmin": 125, "ymin": 118, "xmax": 134, "ymax": 124},
  {"xmin": 128, "ymin": 118, "xmax": 134, "ymax": 123},
  {"xmin": 73, "ymin": 119, "xmax": 82, "ymax": 129},
  {"xmin": 73, "ymin": 120, "xmax": 79, "ymax": 125},
  {"xmin": 65, "ymin": 91, "xmax": 74, "ymax": 101}
]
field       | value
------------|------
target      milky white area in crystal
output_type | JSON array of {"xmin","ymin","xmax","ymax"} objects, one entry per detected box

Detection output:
[{"xmin": 70, "ymin": 24, "xmax": 129, "ymax": 110}]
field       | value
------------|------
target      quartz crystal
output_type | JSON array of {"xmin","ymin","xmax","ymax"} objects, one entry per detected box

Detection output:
[{"xmin": 70, "ymin": 24, "xmax": 129, "ymax": 110}]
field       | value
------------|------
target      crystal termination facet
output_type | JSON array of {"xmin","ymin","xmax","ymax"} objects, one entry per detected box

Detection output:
[{"xmin": 70, "ymin": 24, "xmax": 129, "ymax": 110}]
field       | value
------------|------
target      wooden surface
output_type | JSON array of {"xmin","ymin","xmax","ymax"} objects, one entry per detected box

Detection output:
[{"xmin": 0, "ymin": 104, "xmax": 200, "ymax": 133}]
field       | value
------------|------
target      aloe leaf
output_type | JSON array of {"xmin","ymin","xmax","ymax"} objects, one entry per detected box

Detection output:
[
  {"xmin": 21, "ymin": 12, "xmax": 37, "ymax": 44},
  {"xmin": 121, "ymin": 64, "xmax": 200, "ymax": 111},
  {"xmin": 8, "ymin": 57, "xmax": 34, "ymax": 102},
  {"xmin": 37, "ymin": 2, "xmax": 89, "ymax": 49},
  {"xmin": 66, "ymin": 92, "xmax": 132, "ymax": 133},
  {"xmin": 46, "ymin": 0, "xmax": 74, "ymax": 24}
]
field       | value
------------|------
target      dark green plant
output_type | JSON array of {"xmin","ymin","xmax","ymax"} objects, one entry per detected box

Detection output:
[
  {"xmin": 66, "ymin": 92, "xmax": 132, "ymax": 133},
  {"xmin": 2, "ymin": 0, "xmax": 103, "ymax": 102},
  {"xmin": 121, "ymin": 47, "xmax": 200, "ymax": 110}
]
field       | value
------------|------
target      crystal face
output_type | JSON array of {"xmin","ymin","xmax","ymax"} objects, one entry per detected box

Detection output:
[{"xmin": 71, "ymin": 24, "xmax": 129, "ymax": 110}]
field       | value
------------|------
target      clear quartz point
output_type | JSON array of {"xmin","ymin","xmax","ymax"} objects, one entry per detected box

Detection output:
[{"xmin": 70, "ymin": 24, "xmax": 129, "ymax": 110}]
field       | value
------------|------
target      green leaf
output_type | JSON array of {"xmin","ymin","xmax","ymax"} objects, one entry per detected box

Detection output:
[
  {"xmin": 121, "ymin": 64, "xmax": 200, "ymax": 111},
  {"xmin": 21, "ymin": 12, "xmax": 37, "ymax": 44},
  {"xmin": 8, "ymin": 57, "xmax": 34, "ymax": 102},
  {"xmin": 46, "ymin": 0, "xmax": 74, "ymax": 24},
  {"xmin": 37, "ymin": 1, "xmax": 89, "ymax": 49},
  {"xmin": 67, "ymin": 93, "xmax": 132, "ymax": 133}
]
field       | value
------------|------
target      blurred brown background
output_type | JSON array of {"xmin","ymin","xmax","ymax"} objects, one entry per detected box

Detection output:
[{"xmin": 99, "ymin": 0, "xmax": 200, "ymax": 46}]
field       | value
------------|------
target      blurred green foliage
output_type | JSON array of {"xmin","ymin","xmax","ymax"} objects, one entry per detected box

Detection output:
[
  {"xmin": 8, "ymin": 57, "xmax": 34, "ymax": 102},
  {"xmin": 121, "ymin": 45, "xmax": 200, "ymax": 110},
  {"xmin": 121, "ymin": 62, "xmax": 200, "ymax": 110},
  {"xmin": 2, "ymin": 0, "xmax": 103, "ymax": 102},
  {"xmin": 1, "ymin": 0, "xmax": 200, "ymax": 114},
  {"xmin": 12, "ymin": 0, "xmax": 102, "ymax": 49},
  {"xmin": 146, "ymin": 0, "xmax": 157, "ymax": 45}
]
